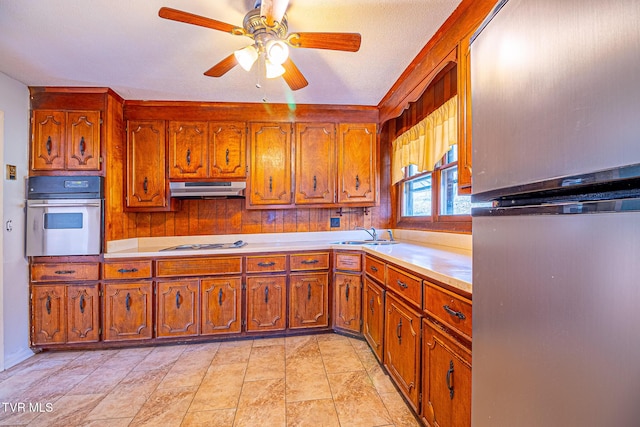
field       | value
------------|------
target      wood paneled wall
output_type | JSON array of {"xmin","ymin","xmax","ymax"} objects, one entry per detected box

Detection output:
[{"xmin": 114, "ymin": 201, "xmax": 388, "ymax": 239}]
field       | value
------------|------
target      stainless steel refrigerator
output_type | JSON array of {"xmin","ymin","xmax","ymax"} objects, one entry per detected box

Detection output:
[{"xmin": 471, "ymin": 0, "xmax": 640, "ymax": 426}]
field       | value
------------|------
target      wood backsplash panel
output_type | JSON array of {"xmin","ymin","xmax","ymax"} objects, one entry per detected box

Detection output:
[{"xmin": 112, "ymin": 199, "xmax": 390, "ymax": 240}]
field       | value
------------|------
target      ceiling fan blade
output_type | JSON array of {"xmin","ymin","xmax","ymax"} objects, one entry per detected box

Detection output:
[
  {"xmin": 282, "ymin": 58, "xmax": 308, "ymax": 91},
  {"xmin": 260, "ymin": 0, "xmax": 289, "ymax": 26},
  {"xmin": 159, "ymin": 7, "xmax": 241, "ymax": 34},
  {"xmin": 204, "ymin": 54, "xmax": 239, "ymax": 77},
  {"xmin": 287, "ymin": 32, "xmax": 362, "ymax": 52}
]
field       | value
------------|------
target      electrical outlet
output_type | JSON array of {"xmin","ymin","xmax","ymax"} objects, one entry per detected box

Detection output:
[{"xmin": 330, "ymin": 217, "xmax": 340, "ymax": 228}]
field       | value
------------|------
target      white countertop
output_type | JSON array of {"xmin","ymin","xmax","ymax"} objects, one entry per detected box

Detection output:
[{"xmin": 105, "ymin": 230, "xmax": 472, "ymax": 295}]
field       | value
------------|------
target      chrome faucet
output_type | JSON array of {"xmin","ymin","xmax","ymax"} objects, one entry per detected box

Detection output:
[
  {"xmin": 387, "ymin": 230, "xmax": 395, "ymax": 241},
  {"xmin": 356, "ymin": 226, "xmax": 377, "ymax": 241}
]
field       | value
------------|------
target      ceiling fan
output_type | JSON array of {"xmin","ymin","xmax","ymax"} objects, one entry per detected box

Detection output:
[{"xmin": 158, "ymin": 0, "xmax": 361, "ymax": 91}]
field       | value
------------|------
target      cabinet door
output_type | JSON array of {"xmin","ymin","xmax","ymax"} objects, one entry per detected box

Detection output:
[
  {"xmin": 103, "ymin": 282, "xmax": 153, "ymax": 341},
  {"xmin": 168, "ymin": 121, "xmax": 208, "ymax": 179},
  {"xmin": 66, "ymin": 111, "xmax": 101, "ymax": 170},
  {"xmin": 126, "ymin": 120, "xmax": 168, "ymax": 209},
  {"xmin": 245, "ymin": 275, "xmax": 286, "ymax": 332},
  {"xmin": 201, "ymin": 277, "xmax": 242, "ymax": 335},
  {"xmin": 384, "ymin": 292, "xmax": 421, "ymax": 411},
  {"xmin": 31, "ymin": 110, "xmax": 66, "ymax": 171},
  {"xmin": 337, "ymin": 123, "xmax": 377, "ymax": 204},
  {"xmin": 32, "ymin": 285, "xmax": 66, "ymax": 344},
  {"xmin": 422, "ymin": 319, "xmax": 472, "ymax": 427},
  {"xmin": 156, "ymin": 280, "xmax": 199, "ymax": 338},
  {"xmin": 248, "ymin": 122, "xmax": 292, "ymax": 207},
  {"xmin": 363, "ymin": 277, "xmax": 385, "ymax": 362},
  {"xmin": 209, "ymin": 122, "xmax": 246, "ymax": 178},
  {"xmin": 333, "ymin": 272, "xmax": 362, "ymax": 333},
  {"xmin": 289, "ymin": 272, "xmax": 329, "ymax": 329},
  {"xmin": 66, "ymin": 284, "xmax": 100, "ymax": 343},
  {"xmin": 294, "ymin": 123, "xmax": 336, "ymax": 205}
]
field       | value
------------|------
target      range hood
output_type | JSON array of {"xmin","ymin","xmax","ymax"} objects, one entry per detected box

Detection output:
[{"xmin": 169, "ymin": 181, "xmax": 246, "ymax": 198}]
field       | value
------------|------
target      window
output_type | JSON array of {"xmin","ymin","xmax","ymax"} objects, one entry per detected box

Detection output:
[{"xmin": 397, "ymin": 145, "xmax": 471, "ymax": 231}]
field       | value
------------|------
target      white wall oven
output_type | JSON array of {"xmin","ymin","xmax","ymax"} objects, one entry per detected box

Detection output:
[{"xmin": 26, "ymin": 176, "xmax": 103, "ymax": 256}]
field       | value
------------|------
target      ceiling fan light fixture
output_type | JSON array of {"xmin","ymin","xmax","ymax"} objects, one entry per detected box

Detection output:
[
  {"xmin": 265, "ymin": 59, "xmax": 286, "ymax": 78},
  {"xmin": 265, "ymin": 39, "xmax": 289, "ymax": 65},
  {"xmin": 234, "ymin": 45, "xmax": 259, "ymax": 71}
]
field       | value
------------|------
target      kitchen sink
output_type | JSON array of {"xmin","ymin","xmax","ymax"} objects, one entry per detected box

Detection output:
[{"xmin": 332, "ymin": 240, "xmax": 398, "ymax": 246}]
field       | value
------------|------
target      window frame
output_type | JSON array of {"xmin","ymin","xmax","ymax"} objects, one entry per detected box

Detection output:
[{"xmin": 394, "ymin": 147, "xmax": 471, "ymax": 233}]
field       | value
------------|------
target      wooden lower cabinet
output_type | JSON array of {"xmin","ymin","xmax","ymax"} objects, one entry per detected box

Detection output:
[
  {"xmin": 245, "ymin": 275, "xmax": 287, "ymax": 332},
  {"xmin": 201, "ymin": 277, "xmax": 242, "ymax": 335},
  {"xmin": 422, "ymin": 318, "xmax": 472, "ymax": 427},
  {"xmin": 32, "ymin": 283, "xmax": 100, "ymax": 345},
  {"xmin": 363, "ymin": 277, "xmax": 385, "ymax": 362},
  {"xmin": 103, "ymin": 281, "xmax": 153, "ymax": 342},
  {"xmin": 289, "ymin": 272, "xmax": 329, "ymax": 329},
  {"xmin": 333, "ymin": 272, "xmax": 362, "ymax": 333},
  {"xmin": 384, "ymin": 292, "xmax": 422, "ymax": 411},
  {"xmin": 156, "ymin": 280, "xmax": 199, "ymax": 338}
]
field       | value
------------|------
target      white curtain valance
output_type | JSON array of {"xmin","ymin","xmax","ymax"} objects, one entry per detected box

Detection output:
[{"xmin": 391, "ymin": 94, "xmax": 458, "ymax": 184}]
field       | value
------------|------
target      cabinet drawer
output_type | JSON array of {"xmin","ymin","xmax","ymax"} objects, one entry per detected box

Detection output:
[
  {"xmin": 290, "ymin": 252, "xmax": 330, "ymax": 271},
  {"xmin": 103, "ymin": 260, "xmax": 152, "ymax": 280},
  {"xmin": 386, "ymin": 265, "xmax": 421, "ymax": 309},
  {"xmin": 364, "ymin": 255, "xmax": 385, "ymax": 284},
  {"xmin": 246, "ymin": 255, "xmax": 287, "ymax": 273},
  {"xmin": 424, "ymin": 282, "xmax": 472, "ymax": 340},
  {"xmin": 334, "ymin": 252, "xmax": 362, "ymax": 271},
  {"xmin": 156, "ymin": 257, "xmax": 242, "ymax": 277},
  {"xmin": 31, "ymin": 262, "xmax": 99, "ymax": 282}
]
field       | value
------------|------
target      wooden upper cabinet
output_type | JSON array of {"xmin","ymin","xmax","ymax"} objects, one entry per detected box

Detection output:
[
  {"xmin": 31, "ymin": 110, "xmax": 101, "ymax": 171},
  {"xmin": 337, "ymin": 123, "xmax": 377, "ymax": 204},
  {"xmin": 457, "ymin": 31, "xmax": 473, "ymax": 195},
  {"xmin": 126, "ymin": 120, "xmax": 168, "ymax": 210},
  {"xmin": 209, "ymin": 122, "xmax": 246, "ymax": 179},
  {"xmin": 248, "ymin": 122, "xmax": 293, "ymax": 207},
  {"xmin": 295, "ymin": 123, "xmax": 336, "ymax": 205},
  {"xmin": 168, "ymin": 121, "xmax": 208, "ymax": 179}
]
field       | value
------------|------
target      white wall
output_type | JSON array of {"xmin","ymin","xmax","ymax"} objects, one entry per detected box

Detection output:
[{"xmin": 0, "ymin": 72, "xmax": 32, "ymax": 369}]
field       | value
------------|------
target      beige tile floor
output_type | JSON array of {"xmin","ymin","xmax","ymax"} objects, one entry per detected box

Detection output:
[{"xmin": 0, "ymin": 333, "xmax": 421, "ymax": 427}]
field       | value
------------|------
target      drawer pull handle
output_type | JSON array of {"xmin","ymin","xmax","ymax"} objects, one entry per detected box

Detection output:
[
  {"xmin": 345, "ymin": 283, "xmax": 350, "ymax": 301},
  {"xmin": 355, "ymin": 174, "xmax": 360, "ymax": 190},
  {"xmin": 396, "ymin": 279, "xmax": 408, "ymax": 289},
  {"xmin": 257, "ymin": 261, "xmax": 276, "ymax": 267},
  {"xmin": 369, "ymin": 297, "xmax": 374, "ymax": 314},
  {"xmin": 55, "ymin": 270, "xmax": 76, "ymax": 275},
  {"xmin": 269, "ymin": 176, "xmax": 273, "ymax": 193},
  {"xmin": 79, "ymin": 294, "xmax": 85, "ymax": 314},
  {"xmin": 313, "ymin": 175, "xmax": 317, "ymax": 192},
  {"xmin": 46, "ymin": 295, "xmax": 52, "ymax": 315},
  {"xmin": 370, "ymin": 265, "xmax": 378, "ymax": 272},
  {"xmin": 225, "ymin": 148, "xmax": 230, "ymax": 165},
  {"xmin": 396, "ymin": 318, "xmax": 403, "ymax": 344},
  {"xmin": 443, "ymin": 305, "xmax": 466, "ymax": 320},
  {"xmin": 46, "ymin": 136, "xmax": 52, "ymax": 155},
  {"xmin": 446, "ymin": 360, "xmax": 455, "ymax": 399},
  {"xmin": 143, "ymin": 177, "xmax": 148, "ymax": 194},
  {"xmin": 79, "ymin": 136, "xmax": 86, "ymax": 156},
  {"xmin": 301, "ymin": 259, "xmax": 319, "ymax": 265},
  {"xmin": 218, "ymin": 288, "xmax": 224, "ymax": 306},
  {"xmin": 307, "ymin": 283, "xmax": 312, "ymax": 301},
  {"xmin": 186, "ymin": 149, "xmax": 191, "ymax": 166},
  {"xmin": 264, "ymin": 286, "xmax": 269, "ymax": 304},
  {"xmin": 117, "ymin": 268, "xmax": 139, "ymax": 274},
  {"xmin": 176, "ymin": 291, "xmax": 181, "ymax": 309},
  {"xmin": 125, "ymin": 293, "xmax": 131, "ymax": 312}
]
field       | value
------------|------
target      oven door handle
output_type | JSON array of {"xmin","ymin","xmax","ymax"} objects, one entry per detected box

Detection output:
[{"xmin": 27, "ymin": 203, "xmax": 101, "ymax": 208}]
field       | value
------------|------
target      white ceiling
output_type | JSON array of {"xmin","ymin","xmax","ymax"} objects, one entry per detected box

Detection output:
[{"xmin": 0, "ymin": 0, "xmax": 462, "ymax": 106}]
